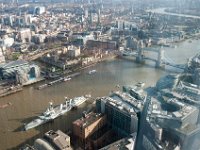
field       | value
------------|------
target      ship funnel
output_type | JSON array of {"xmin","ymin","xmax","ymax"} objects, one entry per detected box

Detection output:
[
  {"xmin": 69, "ymin": 99, "xmax": 72, "ymax": 106},
  {"xmin": 60, "ymin": 104, "xmax": 63, "ymax": 110},
  {"xmin": 49, "ymin": 102, "xmax": 53, "ymax": 109}
]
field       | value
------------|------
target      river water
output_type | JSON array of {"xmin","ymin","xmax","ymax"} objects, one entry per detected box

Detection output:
[{"xmin": 0, "ymin": 38, "xmax": 200, "ymax": 149}]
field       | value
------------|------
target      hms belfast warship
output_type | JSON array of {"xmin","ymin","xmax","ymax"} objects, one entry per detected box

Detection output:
[{"xmin": 24, "ymin": 95, "xmax": 91, "ymax": 131}]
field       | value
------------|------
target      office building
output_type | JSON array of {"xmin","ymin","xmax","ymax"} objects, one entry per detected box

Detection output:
[
  {"xmin": 96, "ymin": 91, "xmax": 142, "ymax": 137},
  {"xmin": 73, "ymin": 112, "xmax": 107, "ymax": 149},
  {"xmin": 29, "ymin": 6, "xmax": 46, "ymax": 15},
  {"xmin": 73, "ymin": 112, "xmax": 107, "ymax": 139}
]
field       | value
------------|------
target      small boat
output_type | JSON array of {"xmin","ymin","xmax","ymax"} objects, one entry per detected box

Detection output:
[
  {"xmin": 63, "ymin": 77, "xmax": 71, "ymax": 82},
  {"xmin": 88, "ymin": 70, "xmax": 97, "ymax": 74},
  {"xmin": 71, "ymin": 94, "xmax": 91, "ymax": 108},
  {"xmin": 71, "ymin": 96, "xmax": 87, "ymax": 107}
]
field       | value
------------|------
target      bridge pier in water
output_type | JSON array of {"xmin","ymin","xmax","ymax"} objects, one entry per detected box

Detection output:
[
  {"xmin": 136, "ymin": 48, "xmax": 145, "ymax": 63},
  {"xmin": 155, "ymin": 49, "xmax": 165, "ymax": 68}
]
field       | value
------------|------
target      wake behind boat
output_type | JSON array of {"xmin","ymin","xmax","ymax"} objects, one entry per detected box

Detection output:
[{"xmin": 0, "ymin": 102, "xmax": 12, "ymax": 109}]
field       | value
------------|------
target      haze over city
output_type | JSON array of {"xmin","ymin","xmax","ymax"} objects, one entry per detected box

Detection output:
[{"xmin": 0, "ymin": 0, "xmax": 200, "ymax": 150}]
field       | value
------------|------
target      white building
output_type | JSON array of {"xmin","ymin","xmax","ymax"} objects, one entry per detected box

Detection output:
[
  {"xmin": 0, "ymin": 37, "xmax": 14, "ymax": 47},
  {"xmin": 67, "ymin": 46, "xmax": 80, "ymax": 58},
  {"xmin": 19, "ymin": 28, "xmax": 31, "ymax": 43}
]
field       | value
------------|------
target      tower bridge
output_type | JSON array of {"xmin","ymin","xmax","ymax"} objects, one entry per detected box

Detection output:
[{"xmin": 119, "ymin": 47, "xmax": 185, "ymax": 70}]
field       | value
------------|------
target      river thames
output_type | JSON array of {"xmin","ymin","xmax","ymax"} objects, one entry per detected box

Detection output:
[{"xmin": 0, "ymin": 38, "xmax": 200, "ymax": 149}]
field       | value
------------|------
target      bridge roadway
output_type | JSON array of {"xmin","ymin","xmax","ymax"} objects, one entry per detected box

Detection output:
[
  {"xmin": 142, "ymin": 47, "xmax": 161, "ymax": 52},
  {"xmin": 143, "ymin": 57, "xmax": 157, "ymax": 63}
]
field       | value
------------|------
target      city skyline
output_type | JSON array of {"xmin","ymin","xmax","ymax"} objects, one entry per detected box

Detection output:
[{"xmin": 0, "ymin": 0, "xmax": 200, "ymax": 150}]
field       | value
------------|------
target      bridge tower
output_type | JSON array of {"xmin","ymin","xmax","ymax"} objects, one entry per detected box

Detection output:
[
  {"xmin": 136, "ymin": 40, "xmax": 145, "ymax": 63},
  {"xmin": 136, "ymin": 48, "xmax": 143, "ymax": 63},
  {"xmin": 156, "ymin": 48, "xmax": 165, "ymax": 68}
]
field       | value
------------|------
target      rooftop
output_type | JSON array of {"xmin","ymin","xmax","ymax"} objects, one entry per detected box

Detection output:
[
  {"xmin": 100, "ymin": 133, "xmax": 136, "ymax": 150},
  {"xmin": 0, "ymin": 60, "xmax": 29, "ymax": 69},
  {"xmin": 44, "ymin": 130, "xmax": 70, "ymax": 150},
  {"xmin": 176, "ymin": 81, "xmax": 200, "ymax": 94},
  {"xmin": 21, "ymin": 144, "xmax": 36, "ymax": 150},
  {"xmin": 100, "ymin": 91, "xmax": 143, "ymax": 115},
  {"xmin": 150, "ymin": 98, "xmax": 197, "ymax": 121},
  {"xmin": 73, "ymin": 112, "xmax": 104, "ymax": 129}
]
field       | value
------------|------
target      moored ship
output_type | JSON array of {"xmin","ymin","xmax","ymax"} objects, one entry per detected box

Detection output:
[
  {"xmin": 24, "ymin": 99, "xmax": 72, "ymax": 131},
  {"xmin": 24, "ymin": 95, "xmax": 91, "ymax": 131},
  {"xmin": 71, "ymin": 96, "xmax": 86, "ymax": 108}
]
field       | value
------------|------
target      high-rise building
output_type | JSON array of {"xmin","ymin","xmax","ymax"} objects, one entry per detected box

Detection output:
[
  {"xmin": 29, "ymin": 6, "xmax": 46, "ymax": 15},
  {"xmin": 96, "ymin": 91, "xmax": 143, "ymax": 137}
]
